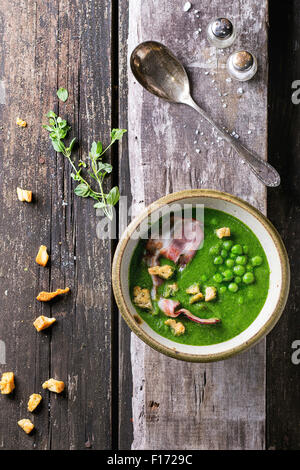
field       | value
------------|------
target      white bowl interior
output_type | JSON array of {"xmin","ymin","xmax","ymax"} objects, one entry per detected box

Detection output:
[{"xmin": 119, "ymin": 196, "xmax": 282, "ymax": 357}]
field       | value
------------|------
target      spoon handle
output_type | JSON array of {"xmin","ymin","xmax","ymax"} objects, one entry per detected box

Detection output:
[{"xmin": 186, "ymin": 97, "xmax": 280, "ymax": 187}]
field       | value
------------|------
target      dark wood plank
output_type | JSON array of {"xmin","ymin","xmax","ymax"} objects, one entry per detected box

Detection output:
[
  {"xmin": 124, "ymin": 0, "xmax": 268, "ymax": 449},
  {"xmin": 0, "ymin": 0, "xmax": 114, "ymax": 449},
  {"xmin": 267, "ymin": 0, "xmax": 300, "ymax": 450},
  {"xmin": 118, "ymin": 0, "xmax": 134, "ymax": 450}
]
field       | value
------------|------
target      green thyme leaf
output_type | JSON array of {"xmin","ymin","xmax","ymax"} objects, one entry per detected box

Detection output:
[
  {"xmin": 110, "ymin": 128, "xmax": 127, "ymax": 142},
  {"xmin": 51, "ymin": 139, "xmax": 66, "ymax": 153},
  {"xmin": 106, "ymin": 186, "xmax": 120, "ymax": 206},
  {"xmin": 74, "ymin": 183, "xmax": 90, "ymax": 198},
  {"xmin": 57, "ymin": 87, "xmax": 68, "ymax": 102}
]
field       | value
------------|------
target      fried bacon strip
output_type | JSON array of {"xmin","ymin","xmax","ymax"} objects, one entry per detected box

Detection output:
[
  {"xmin": 145, "ymin": 217, "xmax": 204, "ymax": 298},
  {"xmin": 158, "ymin": 298, "xmax": 220, "ymax": 325}
]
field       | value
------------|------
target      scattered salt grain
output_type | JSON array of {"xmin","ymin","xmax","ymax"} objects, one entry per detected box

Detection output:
[
  {"xmin": 196, "ymin": 149, "xmax": 201, "ymax": 154},
  {"xmin": 4, "ymin": 290, "xmax": 8, "ymax": 296},
  {"xmin": 223, "ymin": 103, "xmax": 227, "ymax": 108},
  {"xmin": 237, "ymin": 87, "xmax": 244, "ymax": 95},
  {"xmin": 248, "ymin": 130, "xmax": 252, "ymax": 134},
  {"xmin": 195, "ymin": 130, "xmax": 199, "ymax": 134},
  {"xmin": 62, "ymin": 200, "xmax": 68, "ymax": 206},
  {"xmin": 183, "ymin": 2, "xmax": 192, "ymax": 12},
  {"xmin": 204, "ymin": 71, "xmax": 209, "ymax": 75},
  {"xmin": 226, "ymin": 77, "xmax": 232, "ymax": 83},
  {"xmin": 193, "ymin": 140, "xmax": 197, "ymax": 144}
]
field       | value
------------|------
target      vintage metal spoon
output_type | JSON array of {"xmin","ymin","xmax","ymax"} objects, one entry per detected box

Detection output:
[{"xmin": 130, "ymin": 41, "xmax": 280, "ymax": 187}]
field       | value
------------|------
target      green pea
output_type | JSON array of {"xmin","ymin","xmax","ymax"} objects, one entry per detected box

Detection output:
[
  {"xmin": 238, "ymin": 296, "xmax": 244, "ymax": 305},
  {"xmin": 201, "ymin": 274, "xmax": 207, "ymax": 282},
  {"xmin": 219, "ymin": 286, "xmax": 227, "ymax": 294},
  {"xmin": 235, "ymin": 255, "xmax": 247, "ymax": 265},
  {"xmin": 223, "ymin": 240, "xmax": 233, "ymax": 250},
  {"xmin": 228, "ymin": 282, "xmax": 239, "ymax": 293},
  {"xmin": 243, "ymin": 272, "xmax": 255, "ymax": 285},
  {"xmin": 214, "ymin": 256, "xmax": 223, "ymax": 265},
  {"xmin": 246, "ymin": 264, "xmax": 253, "ymax": 272},
  {"xmin": 235, "ymin": 276, "xmax": 242, "ymax": 284},
  {"xmin": 213, "ymin": 273, "xmax": 223, "ymax": 283},
  {"xmin": 230, "ymin": 253, "xmax": 237, "ymax": 259},
  {"xmin": 243, "ymin": 245, "xmax": 249, "ymax": 254},
  {"xmin": 222, "ymin": 269, "xmax": 233, "ymax": 281},
  {"xmin": 251, "ymin": 255, "xmax": 263, "ymax": 266},
  {"xmin": 233, "ymin": 265, "xmax": 246, "ymax": 276},
  {"xmin": 231, "ymin": 244, "xmax": 243, "ymax": 255},
  {"xmin": 225, "ymin": 258, "xmax": 235, "ymax": 268},
  {"xmin": 209, "ymin": 245, "xmax": 220, "ymax": 256},
  {"xmin": 221, "ymin": 249, "xmax": 228, "ymax": 258}
]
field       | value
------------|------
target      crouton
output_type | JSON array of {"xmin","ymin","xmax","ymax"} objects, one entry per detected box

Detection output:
[
  {"xmin": 35, "ymin": 245, "xmax": 49, "ymax": 267},
  {"xmin": 18, "ymin": 419, "xmax": 34, "ymax": 434},
  {"xmin": 165, "ymin": 319, "xmax": 185, "ymax": 336},
  {"xmin": 33, "ymin": 316, "xmax": 56, "ymax": 332},
  {"xmin": 163, "ymin": 283, "xmax": 178, "ymax": 298},
  {"xmin": 42, "ymin": 378, "xmax": 65, "ymax": 394},
  {"xmin": 189, "ymin": 292, "xmax": 204, "ymax": 304},
  {"xmin": 205, "ymin": 286, "xmax": 217, "ymax": 302},
  {"xmin": 216, "ymin": 227, "xmax": 231, "ymax": 239},
  {"xmin": 133, "ymin": 286, "xmax": 152, "ymax": 310},
  {"xmin": 36, "ymin": 287, "xmax": 70, "ymax": 302},
  {"xmin": 148, "ymin": 265, "xmax": 174, "ymax": 279},
  {"xmin": 28, "ymin": 394, "xmax": 42, "ymax": 412},
  {"xmin": 0, "ymin": 372, "xmax": 15, "ymax": 394},
  {"xmin": 17, "ymin": 187, "xmax": 32, "ymax": 202},
  {"xmin": 16, "ymin": 118, "xmax": 27, "ymax": 127},
  {"xmin": 186, "ymin": 283, "xmax": 200, "ymax": 295}
]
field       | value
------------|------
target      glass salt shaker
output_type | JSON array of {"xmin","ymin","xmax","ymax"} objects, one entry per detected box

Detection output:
[
  {"xmin": 226, "ymin": 50, "xmax": 258, "ymax": 81},
  {"xmin": 207, "ymin": 18, "xmax": 236, "ymax": 48}
]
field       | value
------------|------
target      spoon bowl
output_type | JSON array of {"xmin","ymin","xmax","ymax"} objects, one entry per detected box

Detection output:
[{"xmin": 130, "ymin": 41, "xmax": 190, "ymax": 103}]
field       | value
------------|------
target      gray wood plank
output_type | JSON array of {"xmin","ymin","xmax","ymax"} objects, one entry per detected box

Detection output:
[
  {"xmin": 0, "ymin": 0, "xmax": 114, "ymax": 449},
  {"xmin": 125, "ymin": 0, "xmax": 268, "ymax": 450}
]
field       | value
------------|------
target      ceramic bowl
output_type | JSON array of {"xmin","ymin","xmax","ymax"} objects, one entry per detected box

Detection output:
[{"xmin": 112, "ymin": 189, "xmax": 290, "ymax": 362}]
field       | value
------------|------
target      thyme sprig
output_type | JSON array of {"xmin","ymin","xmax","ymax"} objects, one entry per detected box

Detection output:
[{"xmin": 43, "ymin": 111, "xmax": 126, "ymax": 220}]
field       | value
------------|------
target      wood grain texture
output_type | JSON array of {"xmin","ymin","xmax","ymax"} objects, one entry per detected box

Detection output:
[
  {"xmin": 0, "ymin": 0, "xmax": 114, "ymax": 449},
  {"xmin": 126, "ymin": 0, "xmax": 268, "ymax": 450}
]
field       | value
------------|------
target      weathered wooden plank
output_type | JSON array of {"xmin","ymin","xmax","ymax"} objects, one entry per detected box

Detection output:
[
  {"xmin": 0, "ymin": 0, "xmax": 114, "ymax": 449},
  {"xmin": 118, "ymin": 0, "xmax": 134, "ymax": 450},
  {"xmin": 125, "ymin": 0, "xmax": 268, "ymax": 449},
  {"xmin": 267, "ymin": 0, "xmax": 300, "ymax": 450}
]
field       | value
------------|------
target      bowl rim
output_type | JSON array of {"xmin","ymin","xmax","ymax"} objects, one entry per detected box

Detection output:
[{"xmin": 112, "ymin": 189, "xmax": 290, "ymax": 362}]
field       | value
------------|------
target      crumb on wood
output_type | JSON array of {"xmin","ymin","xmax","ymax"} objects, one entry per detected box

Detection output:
[
  {"xmin": 0, "ymin": 372, "xmax": 15, "ymax": 394},
  {"xmin": 35, "ymin": 245, "xmax": 49, "ymax": 267},
  {"xmin": 28, "ymin": 393, "xmax": 42, "ymax": 412},
  {"xmin": 36, "ymin": 287, "xmax": 70, "ymax": 302},
  {"xmin": 42, "ymin": 378, "xmax": 65, "ymax": 394},
  {"xmin": 17, "ymin": 187, "xmax": 32, "ymax": 202},
  {"xmin": 18, "ymin": 419, "xmax": 34, "ymax": 434},
  {"xmin": 33, "ymin": 315, "xmax": 56, "ymax": 332}
]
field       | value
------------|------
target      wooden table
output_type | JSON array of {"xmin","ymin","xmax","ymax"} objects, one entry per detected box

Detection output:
[{"xmin": 0, "ymin": 0, "xmax": 299, "ymax": 450}]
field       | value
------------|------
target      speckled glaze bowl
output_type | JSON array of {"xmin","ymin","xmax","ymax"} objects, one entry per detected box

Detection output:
[{"xmin": 112, "ymin": 190, "xmax": 290, "ymax": 362}]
